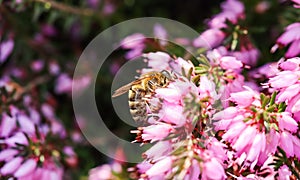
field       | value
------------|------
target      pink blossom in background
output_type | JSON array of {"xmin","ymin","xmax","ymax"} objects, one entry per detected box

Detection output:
[
  {"xmin": 0, "ymin": 39, "xmax": 14, "ymax": 63},
  {"xmin": 229, "ymin": 48, "xmax": 260, "ymax": 67},
  {"xmin": 292, "ymin": 0, "xmax": 300, "ymax": 8},
  {"xmin": 103, "ymin": 2, "xmax": 115, "ymax": 15},
  {"xmin": 41, "ymin": 24, "xmax": 57, "ymax": 37},
  {"xmin": 153, "ymin": 24, "xmax": 168, "ymax": 46},
  {"xmin": 31, "ymin": 59, "xmax": 45, "ymax": 72},
  {"xmin": 0, "ymin": 102, "xmax": 74, "ymax": 179},
  {"xmin": 208, "ymin": 0, "xmax": 245, "ymax": 28},
  {"xmin": 120, "ymin": 33, "xmax": 146, "ymax": 59},
  {"xmin": 89, "ymin": 162, "xmax": 122, "ymax": 180},
  {"xmin": 272, "ymin": 22, "xmax": 300, "ymax": 58},
  {"xmin": 255, "ymin": 1, "xmax": 271, "ymax": 13},
  {"xmin": 87, "ymin": 0, "xmax": 101, "ymax": 8},
  {"xmin": 193, "ymin": 28, "xmax": 226, "ymax": 49}
]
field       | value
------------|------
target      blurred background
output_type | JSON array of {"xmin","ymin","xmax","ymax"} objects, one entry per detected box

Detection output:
[{"xmin": 0, "ymin": 0, "xmax": 299, "ymax": 179}]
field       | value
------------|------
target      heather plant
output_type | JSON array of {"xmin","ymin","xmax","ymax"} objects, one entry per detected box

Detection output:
[{"xmin": 0, "ymin": 0, "xmax": 299, "ymax": 179}]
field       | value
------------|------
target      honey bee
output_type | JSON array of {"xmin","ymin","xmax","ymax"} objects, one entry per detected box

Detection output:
[{"xmin": 112, "ymin": 70, "xmax": 173, "ymax": 125}]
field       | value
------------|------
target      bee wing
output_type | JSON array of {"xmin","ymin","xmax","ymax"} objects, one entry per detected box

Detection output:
[
  {"xmin": 112, "ymin": 82, "xmax": 133, "ymax": 97},
  {"xmin": 112, "ymin": 78, "xmax": 145, "ymax": 98}
]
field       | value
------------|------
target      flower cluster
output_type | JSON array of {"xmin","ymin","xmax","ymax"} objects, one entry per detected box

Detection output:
[
  {"xmin": 90, "ymin": 1, "xmax": 300, "ymax": 179},
  {"xmin": 193, "ymin": 0, "xmax": 259, "ymax": 67},
  {"xmin": 0, "ymin": 104, "xmax": 77, "ymax": 179}
]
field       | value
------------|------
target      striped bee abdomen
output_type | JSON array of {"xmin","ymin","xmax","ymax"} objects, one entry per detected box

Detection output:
[{"xmin": 128, "ymin": 88, "xmax": 149, "ymax": 126}]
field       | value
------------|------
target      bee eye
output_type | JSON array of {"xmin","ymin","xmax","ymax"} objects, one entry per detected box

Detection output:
[{"xmin": 160, "ymin": 70, "xmax": 172, "ymax": 80}]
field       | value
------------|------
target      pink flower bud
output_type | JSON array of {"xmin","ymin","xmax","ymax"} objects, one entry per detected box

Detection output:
[
  {"xmin": 279, "ymin": 131, "xmax": 294, "ymax": 157},
  {"xmin": 142, "ymin": 124, "xmax": 173, "ymax": 143},
  {"xmin": 229, "ymin": 89, "xmax": 257, "ymax": 107},
  {"xmin": 278, "ymin": 112, "xmax": 298, "ymax": 132},
  {"xmin": 193, "ymin": 29, "xmax": 225, "ymax": 49},
  {"xmin": 220, "ymin": 56, "xmax": 243, "ymax": 70},
  {"xmin": 144, "ymin": 141, "xmax": 172, "ymax": 161},
  {"xmin": 202, "ymin": 158, "xmax": 226, "ymax": 180},
  {"xmin": 120, "ymin": 33, "xmax": 145, "ymax": 49},
  {"xmin": 146, "ymin": 156, "xmax": 173, "ymax": 177}
]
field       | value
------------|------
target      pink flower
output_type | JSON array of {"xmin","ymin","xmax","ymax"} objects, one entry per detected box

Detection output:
[
  {"xmin": 48, "ymin": 61, "xmax": 60, "ymax": 75},
  {"xmin": 159, "ymin": 102, "xmax": 185, "ymax": 127},
  {"xmin": 120, "ymin": 33, "xmax": 145, "ymax": 49},
  {"xmin": 201, "ymin": 157, "xmax": 226, "ymax": 180},
  {"xmin": 219, "ymin": 56, "xmax": 243, "ymax": 70},
  {"xmin": 170, "ymin": 57, "xmax": 194, "ymax": 76},
  {"xmin": 292, "ymin": 0, "xmax": 300, "ymax": 8},
  {"xmin": 5, "ymin": 132, "xmax": 28, "ymax": 146},
  {"xmin": 184, "ymin": 159, "xmax": 200, "ymax": 180},
  {"xmin": 246, "ymin": 132, "xmax": 266, "ymax": 165},
  {"xmin": 198, "ymin": 76, "xmax": 218, "ymax": 102},
  {"xmin": 277, "ymin": 112, "xmax": 298, "ymax": 132},
  {"xmin": 279, "ymin": 57, "xmax": 300, "ymax": 71},
  {"xmin": 31, "ymin": 60, "xmax": 45, "ymax": 72},
  {"xmin": 142, "ymin": 124, "xmax": 174, "ymax": 142},
  {"xmin": 144, "ymin": 141, "xmax": 172, "ymax": 161},
  {"xmin": 222, "ymin": 121, "xmax": 247, "ymax": 143},
  {"xmin": 0, "ymin": 149, "xmax": 18, "ymax": 161},
  {"xmin": 272, "ymin": 23, "xmax": 300, "ymax": 58},
  {"xmin": 277, "ymin": 83, "xmax": 300, "ymax": 102},
  {"xmin": 146, "ymin": 156, "xmax": 173, "ymax": 177},
  {"xmin": 269, "ymin": 71, "xmax": 298, "ymax": 88},
  {"xmin": 143, "ymin": 52, "xmax": 171, "ymax": 71},
  {"xmin": 125, "ymin": 47, "xmax": 144, "ymax": 59},
  {"xmin": 278, "ymin": 165, "xmax": 291, "ymax": 180},
  {"xmin": 208, "ymin": 0, "xmax": 244, "ymax": 29},
  {"xmin": 0, "ymin": 39, "xmax": 14, "ymax": 63},
  {"xmin": 154, "ymin": 24, "xmax": 168, "ymax": 46},
  {"xmin": 18, "ymin": 114, "xmax": 36, "ymax": 134},
  {"xmin": 0, "ymin": 157, "xmax": 23, "ymax": 175},
  {"xmin": 193, "ymin": 29, "xmax": 226, "ymax": 49},
  {"xmin": 206, "ymin": 137, "xmax": 227, "ymax": 161},
  {"xmin": 229, "ymin": 48, "xmax": 259, "ymax": 66},
  {"xmin": 250, "ymin": 62, "xmax": 278, "ymax": 79},
  {"xmin": 232, "ymin": 126, "xmax": 258, "ymax": 154},
  {"xmin": 89, "ymin": 164, "xmax": 113, "ymax": 180},
  {"xmin": 279, "ymin": 131, "xmax": 294, "ymax": 157},
  {"xmin": 14, "ymin": 159, "xmax": 37, "ymax": 178},
  {"xmin": 229, "ymin": 88, "xmax": 259, "ymax": 107},
  {"xmin": 55, "ymin": 73, "xmax": 72, "ymax": 94},
  {"xmin": 221, "ymin": 0, "xmax": 244, "ymax": 16},
  {"xmin": 0, "ymin": 113, "xmax": 16, "ymax": 137}
]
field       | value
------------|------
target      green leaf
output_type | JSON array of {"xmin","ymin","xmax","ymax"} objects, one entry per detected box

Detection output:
[{"xmin": 270, "ymin": 91, "xmax": 277, "ymax": 106}]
